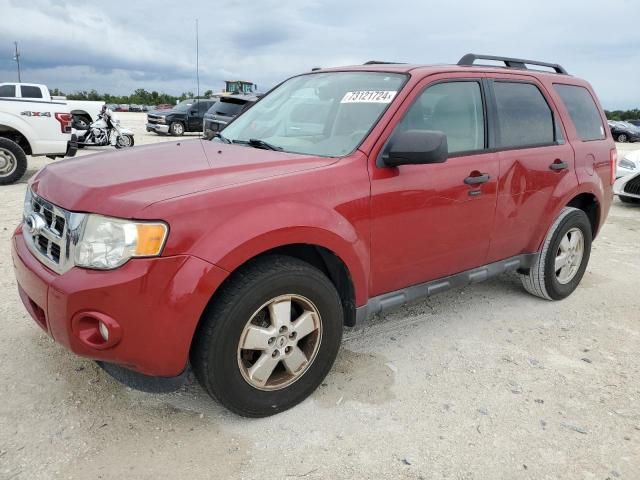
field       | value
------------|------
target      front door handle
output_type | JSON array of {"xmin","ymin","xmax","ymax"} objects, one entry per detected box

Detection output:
[
  {"xmin": 549, "ymin": 160, "xmax": 568, "ymax": 171},
  {"xmin": 464, "ymin": 173, "xmax": 490, "ymax": 185}
]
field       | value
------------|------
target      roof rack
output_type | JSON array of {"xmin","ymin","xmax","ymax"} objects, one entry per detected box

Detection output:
[
  {"xmin": 457, "ymin": 53, "xmax": 568, "ymax": 75},
  {"xmin": 363, "ymin": 60, "xmax": 404, "ymax": 65}
]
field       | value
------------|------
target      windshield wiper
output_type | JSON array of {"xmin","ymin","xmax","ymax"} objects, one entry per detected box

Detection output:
[{"xmin": 246, "ymin": 138, "xmax": 283, "ymax": 151}]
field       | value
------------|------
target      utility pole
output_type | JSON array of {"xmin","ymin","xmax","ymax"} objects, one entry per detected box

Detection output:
[
  {"xmin": 195, "ymin": 19, "xmax": 200, "ymax": 99},
  {"xmin": 13, "ymin": 41, "xmax": 21, "ymax": 82}
]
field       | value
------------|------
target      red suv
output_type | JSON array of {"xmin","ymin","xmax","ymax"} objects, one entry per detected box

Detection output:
[{"xmin": 11, "ymin": 54, "xmax": 614, "ymax": 417}]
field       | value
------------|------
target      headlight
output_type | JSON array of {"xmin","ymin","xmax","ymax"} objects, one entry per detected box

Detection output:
[
  {"xmin": 75, "ymin": 215, "xmax": 168, "ymax": 269},
  {"xmin": 23, "ymin": 188, "xmax": 33, "ymax": 220},
  {"xmin": 619, "ymin": 158, "xmax": 637, "ymax": 170}
]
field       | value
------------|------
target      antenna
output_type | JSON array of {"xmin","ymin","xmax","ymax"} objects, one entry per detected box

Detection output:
[
  {"xmin": 195, "ymin": 19, "xmax": 200, "ymax": 99},
  {"xmin": 13, "ymin": 41, "xmax": 21, "ymax": 82}
]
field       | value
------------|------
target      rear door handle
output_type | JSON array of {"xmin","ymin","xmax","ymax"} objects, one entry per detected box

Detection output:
[
  {"xmin": 549, "ymin": 160, "xmax": 568, "ymax": 171},
  {"xmin": 464, "ymin": 173, "xmax": 490, "ymax": 185}
]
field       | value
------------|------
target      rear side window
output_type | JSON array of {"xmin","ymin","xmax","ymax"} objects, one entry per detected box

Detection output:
[
  {"xmin": 0, "ymin": 85, "xmax": 16, "ymax": 97},
  {"xmin": 493, "ymin": 82, "xmax": 554, "ymax": 148},
  {"xmin": 211, "ymin": 100, "xmax": 245, "ymax": 116},
  {"xmin": 553, "ymin": 84, "xmax": 605, "ymax": 141},
  {"xmin": 20, "ymin": 86, "xmax": 43, "ymax": 98}
]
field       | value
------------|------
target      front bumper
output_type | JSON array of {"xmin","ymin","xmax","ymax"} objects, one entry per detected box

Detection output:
[
  {"xmin": 11, "ymin": 226, "xmax": 228, "ymax": 377},
  {"xmin": 613, "ymin": 172, "xmax": 640, "ymax": 199},
  {"xmin": 146, "ymin": 123, "xmax": 169, "ymax": 134}
]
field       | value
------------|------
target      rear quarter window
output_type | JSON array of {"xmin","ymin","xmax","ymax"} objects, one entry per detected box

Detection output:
[{"xmin": 553, "ymin": 84, "xmax": 605, "ymax": 141}]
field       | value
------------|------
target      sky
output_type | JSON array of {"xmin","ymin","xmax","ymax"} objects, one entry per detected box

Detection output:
[{"xmin": 0, "ymin": 0, "xmax": 638, "ymax": 109}]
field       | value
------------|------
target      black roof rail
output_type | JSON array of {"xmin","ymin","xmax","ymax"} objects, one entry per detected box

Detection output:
[
  {"xmin": 363, "ymin": 60, "xmax": 404, "ymax": 65},
  {"xmin": 457, "ymin": 53, "xmax": 568, "ymax": 75}
]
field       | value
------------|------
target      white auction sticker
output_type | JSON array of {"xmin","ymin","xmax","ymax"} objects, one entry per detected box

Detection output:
[{"xmin": 340, "ymin": 90, "xmax": 397, "ymax": 104}]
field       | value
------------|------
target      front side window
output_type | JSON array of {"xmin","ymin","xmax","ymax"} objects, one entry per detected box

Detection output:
[
  {"xmin": 493, "ymin": 82, "xmax": 555, "ymax": 148},
  {"xmin": 395, "ymin": 81, "xmax": 485, "ymax": 154},
  {"xmin": 20, "ymin": 86, "xmax": 43, "ymax": 98},
  {"xmin": 0, "ymin": 85, "xmax": 16, "ymax": 97},
  {"xmin": 220, "ymin": 71, "xmax": 407, "ymax": 157},
  {"xmin": 553, "ymin": 84, "xmax": 605, "ymax": 141}
]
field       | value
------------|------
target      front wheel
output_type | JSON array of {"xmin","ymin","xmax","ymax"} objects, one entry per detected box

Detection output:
[
  {"xmin": 617, "ymin": 133, "xmax": 628, "ymax": 143},
  {"xmin": 191, "ymin": 255, "xmax": 343, "ymax": 417},
  {"xmin": 520, "ymin": 207, "xmax": 592, "ymax": 300},
  {"xmin": 0, "ymin": 137, "xmax": 28, "ymax": 185},
  {"xmin": 115, "ymin": 134, "xmax": 134, "ymax": 149},
  {"xmin": 169, "ymin": 122, "xmax": 185, "ymax": 136}
]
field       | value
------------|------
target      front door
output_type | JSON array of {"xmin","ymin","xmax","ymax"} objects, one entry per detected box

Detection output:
[{"xmin": 369, "ymin": 76, "xmax": 499, "ymax": 297}]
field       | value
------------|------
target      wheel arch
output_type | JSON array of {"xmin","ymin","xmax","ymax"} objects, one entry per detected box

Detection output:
[
  {"xmin": 566, "ymin": 192, "xmax": 600, "ymax": 238},
  {"xmin": 0, "ymin": 125, "xmax": 32, "ymax": 155},
  {"xmin": 70, "ymin": 109, "xmax": 92, "ymax": 122}
]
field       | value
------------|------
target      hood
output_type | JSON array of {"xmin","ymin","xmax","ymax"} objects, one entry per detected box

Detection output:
[
  {"xmin": 32, "ymin": 140, "xmax": 337, "ymax": 218},
  {"xmin": 148, "ymin": 109, "xmax": 181, "ymax": 116}
]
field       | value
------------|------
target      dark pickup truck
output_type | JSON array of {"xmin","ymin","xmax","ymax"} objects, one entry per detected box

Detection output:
[{"xmin": 146, "ymin": 99, "xmax": 216, "ymax": 136}]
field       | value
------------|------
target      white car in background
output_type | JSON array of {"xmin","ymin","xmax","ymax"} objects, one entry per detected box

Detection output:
[
  {"xmin": 614, "ymin": 171, "xmax": 640, "ymax": 204},
  {"xmin": 617, "ymin": 149, "xmax": 640, "ymax": 179}
]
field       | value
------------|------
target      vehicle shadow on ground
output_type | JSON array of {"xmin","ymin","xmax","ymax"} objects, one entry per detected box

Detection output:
[{"xmin": 40, "ymin": 272, "xmax": 535, "ymax": 421}]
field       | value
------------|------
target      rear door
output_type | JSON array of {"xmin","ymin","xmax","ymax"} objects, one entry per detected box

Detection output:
[
  {"xmin": 369, "ymin": 74, "xmax": 500, "ymax": 296},
  {"xmin": 485, "ymin": 75, "xmax": 576, "ymax": 262}
]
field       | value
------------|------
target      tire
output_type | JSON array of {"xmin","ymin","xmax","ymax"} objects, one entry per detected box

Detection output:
[
  {"xmin": 73, "ymin": 114, "xmax": 91, "ymax": 130},
  {"xmin": 169, "ymin": 122, "xmax": 185, "ymax": 136},
  {"xmin": 0, "ymin": 137, "xmax": 28, "ymax": 185},
  {"xmin": 617, "ymin": 133, "xmax": 628, "ymax": 143},
  {"xmin": 115, "ymin": 134, "xmax": 134, "ymax": 149},
  {"xmin": 520, "ymin": 207, "xmax": 592, "ymax": 300},
  {"xmin": 619, "ymin": 195, "xmax": 640, "ymax": 205},
  {"xmin": 191, "ymin": 255, "xmax": 343, "ymax": 417}
]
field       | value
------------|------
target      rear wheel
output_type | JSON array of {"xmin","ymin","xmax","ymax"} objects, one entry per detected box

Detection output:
[
  {"xmin": 617, "ymin": 133, "xmax": 628, "ymax": 143},
  {"xmin": 169, "ymin": 122, "xmax": 185, "ymax": 136},
  {"xmin": 0, "ymin": 137, "xmax": 28, "ymax": 185},
  {"xmin": 72, "ymin": 114, "xmax": 92, "ymax": 130},
  {"xmin": 191, "ymin": 255, "xmax": 343, "ymax": 417},
  {"xmin": 520, "ymin": 207, "xmax": 592, "ymax": 300}
]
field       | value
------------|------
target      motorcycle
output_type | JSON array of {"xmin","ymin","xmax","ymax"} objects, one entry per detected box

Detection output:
[{"xmin": 73, "ymin": 106, "xmax": 135, "ymax": 149}]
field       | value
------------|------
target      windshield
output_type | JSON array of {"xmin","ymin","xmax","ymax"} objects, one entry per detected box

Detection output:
[
  {"xmin": 173, "ymin": 100, "xmax": 194, "ymax": 112},
  {"xmin": 220, "ymin": 71, "xmax": 407, "ymax": 156}
]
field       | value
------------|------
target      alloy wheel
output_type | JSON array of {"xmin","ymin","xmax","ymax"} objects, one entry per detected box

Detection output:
[
  {"xmin": 237, "ymin": 294, "xmax": 322, "ymax": 391},
  {"xmin": 554, "ymin": 227, "xmax": 585, "ymax": 284}
]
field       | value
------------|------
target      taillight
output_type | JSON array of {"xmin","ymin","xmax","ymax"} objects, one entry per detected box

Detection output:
[
  {"xmin": 610, "ymin": 148, "xmax": 617, "ymax": 185},
  {"xmin": 54, "ymin": 113, "xmax": 72, "ymax": 133}
]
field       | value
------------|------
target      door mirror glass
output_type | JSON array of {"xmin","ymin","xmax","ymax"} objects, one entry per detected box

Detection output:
[{"xmin": 382, "ymin": 129, "xmax": 448, "ymax": 167}]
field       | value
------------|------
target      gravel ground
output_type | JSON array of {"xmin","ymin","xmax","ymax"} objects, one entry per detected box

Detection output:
[{"xmin": 1, "ymin": 113, "xmax": 639, "ymax": 479}]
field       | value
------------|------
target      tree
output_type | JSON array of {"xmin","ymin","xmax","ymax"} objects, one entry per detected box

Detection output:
[{"xmin": 203, "ymin": 89, "xmax": 213, "ymax": 98}]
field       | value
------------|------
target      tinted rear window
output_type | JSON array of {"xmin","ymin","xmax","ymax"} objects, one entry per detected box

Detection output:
[
  {"xmin": 0, "ymin": 85, "xmax": 16, "ymax": 97},
  {"xmin": 21, "ymin": 86, "xmax": 43, "ymax": 98},
  {"xmin": 209, "ymin": 100, "xmax": 244, "ymax": 116},
  {"xmin": 493, "ymin": 82, "xmax": 554, "ymax": 148},
  {"xmin": 554, "ymin": 84, "xmax": 605, "ymax": 141}
]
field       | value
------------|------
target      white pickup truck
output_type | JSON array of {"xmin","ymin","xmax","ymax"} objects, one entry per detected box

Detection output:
[
  {"xmin": 0, "ymin": 83, "xmax": 104, "ymax": 128},
  {"xmin": 0, "ymin": 87, "xmax": 78, "ymax": 185}
]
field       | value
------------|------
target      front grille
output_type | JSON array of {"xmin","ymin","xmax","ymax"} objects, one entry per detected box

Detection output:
[
  {"xmin": 623, "ymin": 174, "xmax": 640, "ymax": 196},
  {"xmin": 147, "ymin": 114, "xmax": 164, "ymax": 125},
  {"xmin": 23, "ymin": 192, "xmax": 82, "ymax": 274}
]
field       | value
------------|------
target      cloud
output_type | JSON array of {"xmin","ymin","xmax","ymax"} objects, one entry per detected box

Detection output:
[{"xmin": 0, "ymin": 0, "xmax": 639, "ymax": 108}]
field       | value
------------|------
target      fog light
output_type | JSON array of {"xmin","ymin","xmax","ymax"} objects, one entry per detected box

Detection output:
[{"xmin": 98, "ymin": 321, "xmax": 110, "ymax": 341}]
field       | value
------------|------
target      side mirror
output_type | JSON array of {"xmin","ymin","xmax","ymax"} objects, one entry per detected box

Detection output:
[{"xmin": 381, "ymin": 130, "xmax": 448, "ymax": 167}]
